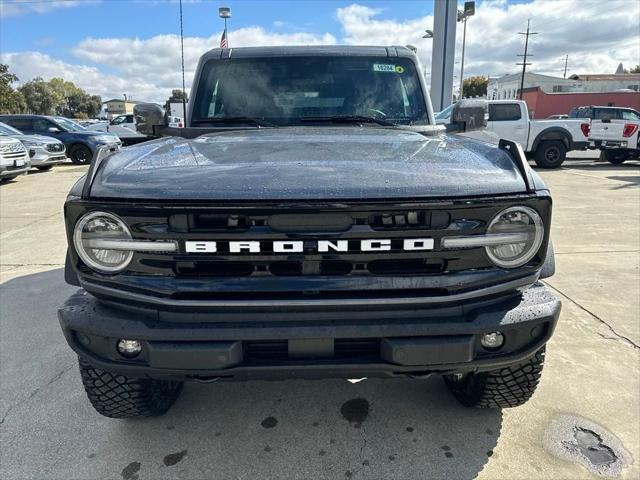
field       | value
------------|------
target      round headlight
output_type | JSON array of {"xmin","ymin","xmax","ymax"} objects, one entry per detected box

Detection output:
[
  {"xmin": 485, "ymin": 206, "xmax": 544, "ymax": 268},
  {"xmin": 73, "ymin": 211, "xmax": 133, "ymax": 273}
]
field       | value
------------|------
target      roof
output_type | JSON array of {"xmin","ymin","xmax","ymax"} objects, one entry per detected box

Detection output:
[
  {"xmin": 103, "ymin": 99, "xmax": 141, "ymax": 104},
  {"xmin": 568, "ymin": 74, "xmax": 640, "ymax": 81},
  {"xmin": 200, "ymin": 45, "xmax": 417, "ymax": 62},
  {"xmin": 489, "ymin": 72, "xmax": 568, "ymax": 84}
]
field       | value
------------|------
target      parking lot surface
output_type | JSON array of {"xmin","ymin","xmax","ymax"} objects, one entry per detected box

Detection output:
[{"xmin": 1, "ymin": 156, "xmax": 639, "ymax": 480}]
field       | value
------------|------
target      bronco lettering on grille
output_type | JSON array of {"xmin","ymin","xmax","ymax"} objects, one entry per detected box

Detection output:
[{"xmin": 184, "ymin": 239, "xmax": 434, "ymax": 254}]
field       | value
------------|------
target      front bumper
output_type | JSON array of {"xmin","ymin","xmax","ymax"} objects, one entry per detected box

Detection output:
[
  {"xmin": 0, "ymin": 161, "xmax": 31, "ymax": 178},
  {"xmin": 59, "ymin": 282, "xmax": 561, "ymax": 381},
  {"xmin": 28, "ymin": 148, "xmax": 67, "ymax": 167}
]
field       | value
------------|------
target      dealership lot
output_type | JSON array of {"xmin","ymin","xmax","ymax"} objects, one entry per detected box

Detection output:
[{"xmin": 1, "ymin": 156, "xmax": 638, "ymax": 480}]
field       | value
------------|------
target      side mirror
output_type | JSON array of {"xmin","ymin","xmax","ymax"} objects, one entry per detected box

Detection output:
[
  {"xmin": 447, "ymin": 99, "xmax": 488, "ymax": 133},
  {"xmin": 134, "ymin": 103, "xmax": 167, "ymax": 136},
  {"xmin": 48, "ymin": 127, "xmax": 61, "ymax": 133}
]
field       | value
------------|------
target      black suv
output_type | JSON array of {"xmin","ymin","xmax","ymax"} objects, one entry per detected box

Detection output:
[
  {"xmin": 58, "ymin": 46, "xmax": 560, "ymax": 418},
  {"xmin": 0, "ymin": 115, "xmax": 121, "ymax": 164}
]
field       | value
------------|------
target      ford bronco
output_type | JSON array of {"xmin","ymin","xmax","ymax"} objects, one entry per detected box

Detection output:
[{"xmin": 58, "ymin": 46, "xmax": 560, "ymax": 418}]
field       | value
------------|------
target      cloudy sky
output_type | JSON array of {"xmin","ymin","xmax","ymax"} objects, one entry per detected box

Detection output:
[{"xmin": 1, "ymin": 0, "xmax": 638, "ymax": 103}]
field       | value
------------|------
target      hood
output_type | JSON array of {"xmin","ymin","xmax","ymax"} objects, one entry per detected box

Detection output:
[
  {"xmin": 90, "ymin": 127, "xmax": 528, "ymax": 201},
  {"xmin": 12, "ymin": 134, "xmax": 62, "ymax": 145}
]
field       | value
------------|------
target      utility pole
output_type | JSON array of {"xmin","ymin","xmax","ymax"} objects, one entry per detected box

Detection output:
[
  {"xmin": 563, "ymin": 54, "xmax": 569, "ymax": 79},
  {"xmin": 516, "ymin": 19, "xmax": 537, "ymax": 100}
]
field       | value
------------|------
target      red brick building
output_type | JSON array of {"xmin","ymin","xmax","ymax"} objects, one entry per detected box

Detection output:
[{"xmin": 521, "ymin": 87, "xmax": 640, "ymax": 119}]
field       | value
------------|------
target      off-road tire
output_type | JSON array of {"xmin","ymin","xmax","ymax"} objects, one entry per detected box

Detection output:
[
  {"xmin": 601, "ymin": 149, "xmax": 629, "ymax": 165},
  {"xmin": 69, "ymin": 144, "xmax": 93, "ymax": 165},
  {"xmin": 78, "ymin": 358, "xmax": 184, "ymax": 418},
  {"xmin": 36, "ymin": 165, "xmax": 53, "ymax": 171},
  {"xmin": 534, "ymin": 141, "xmax": 566, "ymax": 169},
  {"xmin": 444, "ymin": 347, "xmax": 545, "ymax": 408}
]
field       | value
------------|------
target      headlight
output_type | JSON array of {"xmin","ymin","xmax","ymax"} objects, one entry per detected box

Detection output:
[
  {"xmin": 485, "ymin": 206, "xmax": 544, "ymax": 268},
  {"xmin": 73, "ymin": 211, "xmax": 133, "ymax": 273},
  {"xmin": 90, "ymin": 135, "xmax": 118, "ymax": 143}
]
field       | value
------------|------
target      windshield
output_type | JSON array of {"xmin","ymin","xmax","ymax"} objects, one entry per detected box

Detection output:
[
  {"xmin": 54, "ymin": 117, "xmax": 88, "ymax": 132},
  {"xmin": 192, "ymin": 56, "xmax": 428, "ymax": 126},
  {"xmin": 0, "ymin": 122, "xmax": 22, "ymax": 135}
]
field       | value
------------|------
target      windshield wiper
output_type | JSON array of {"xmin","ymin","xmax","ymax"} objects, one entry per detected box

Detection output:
[
  {"xmin": 191, "ymin": 117, "xmax": 278, "ymax": 127},
  {"xmin": 300, "ymin": 115, "xmax": 395, "ymax": 126}
]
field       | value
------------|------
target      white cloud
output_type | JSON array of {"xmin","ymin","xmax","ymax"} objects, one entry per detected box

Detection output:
[{"xmin": 2, "ymin": 0, "xmax": 638, "ymax": 104}]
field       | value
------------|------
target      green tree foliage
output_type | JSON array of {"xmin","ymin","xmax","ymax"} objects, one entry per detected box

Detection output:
[
  {"xmin": 0, "ymin": 64, "xmax": 26, "ymax": 114},
  {"xmin": 17, "ymin": 76, "xmax": 102, "ymax": 117},
  {"xmin": 629, "ymin": 65, "xmax": 640, "ymax": 74},
  {"xmin": 18, "ymin": 78, "xmax": 61, "ymax": 115},
  {"xmin": 164, "ymin": 89, "xmax": 189, "ymax": 114},
  {"xmin": 462, "ymin": 76, "xmax": 488, "ymax": 98}
]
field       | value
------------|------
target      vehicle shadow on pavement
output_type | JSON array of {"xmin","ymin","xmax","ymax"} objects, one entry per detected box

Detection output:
[
  {"xmin": 113, "ymin": 370, "xmax": 502, "ymax": 479},
  {"xmin": 1, "ymin": 268, "xmax": 502, "ymax": 480}
]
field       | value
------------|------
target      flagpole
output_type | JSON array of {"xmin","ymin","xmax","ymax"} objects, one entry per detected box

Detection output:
[{"xmin": 219, "ymin": 7, "xmax": 231, "ymax": 48}]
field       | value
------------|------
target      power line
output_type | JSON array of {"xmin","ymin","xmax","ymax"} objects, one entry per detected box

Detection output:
[{"xmin": 516, "ymin": 19, "xmax": 538, "ymax": 100}]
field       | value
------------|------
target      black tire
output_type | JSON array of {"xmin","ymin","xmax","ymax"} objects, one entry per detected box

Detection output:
[
  {"xmin": 444, "ymin": 347, "xmax": 545, "ymax": 408},
  {"xmin": 68, "ymin": 144, "xmax": 93, "ymax": 165},
  {"xmin": 78, "ymin": 358, "xmax": 184, "ymax": 418},
  {"xmin": 0, "ymin": 176, "xmax": 17, "ymax": 183},
  {"xmin": 534, "ymin": 141, "xmax": 566, "ymax": 169},
  {"xmin": 602, "ymin": 149, "xmax": 629, "ymax": 165},
  {"xmin": 36, "ymin": 165, "xmax": 53, "ymax": 171}
]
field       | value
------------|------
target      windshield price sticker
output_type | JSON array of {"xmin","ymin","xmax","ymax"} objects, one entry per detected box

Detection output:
[{"xmin": 373, "ymin": 64, "xmax": 404, "ymax": 73}]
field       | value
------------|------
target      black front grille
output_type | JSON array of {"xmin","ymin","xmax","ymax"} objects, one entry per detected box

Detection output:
[
  {"xmin": 70, "ymin": 197, "xmax": 551, "ymax": 287},
  {"xmin": 46, "ymin": 143, "xmax": 64, "ymax": 153}
]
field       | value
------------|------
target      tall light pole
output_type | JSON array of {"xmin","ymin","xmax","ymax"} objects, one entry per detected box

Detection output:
[
  {"xmin": 457, "ymin": 1, "xmax": 475, "ymax": 100},
  {"xmin": 219, "ymin": 7, "xmax": 231, "ymax": 46},
  {"xmin": 422, "ymin": 29, "xmax": 433, "ymax": 79}
]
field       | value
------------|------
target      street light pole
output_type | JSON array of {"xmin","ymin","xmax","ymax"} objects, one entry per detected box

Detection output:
[
  {"xmin": 459, "ymin": 16, "xmax": 467, "ymax": 99},
  {"xmin": 219, "ymin": 7, "xmax": 231, "ymax": 47},
  {"xmin": 457, "ymin": 2, "xmax": 475, "ymax": 100}
]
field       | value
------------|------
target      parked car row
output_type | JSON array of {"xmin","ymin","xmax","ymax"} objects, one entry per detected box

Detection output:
[
  {"xmin": 436, "ymin": 99, "xmax": 590, "ymax": 168},
  {"xmin": 0, "ymin": 114, "xmax": 121, "ymax": 165},
  {"xmin": 436, "ymin": 101, "xmax": 640, "ymax": 167}
]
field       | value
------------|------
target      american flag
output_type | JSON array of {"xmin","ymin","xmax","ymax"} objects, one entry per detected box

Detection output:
[{"xmin": 220, "ymin": 29, "xmax": 228, "ymax": 48}]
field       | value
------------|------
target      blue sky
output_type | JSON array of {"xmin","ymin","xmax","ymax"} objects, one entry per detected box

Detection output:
[{"xmin": 1, "ymin": 0, "xmax": 637, "ymax": 103}]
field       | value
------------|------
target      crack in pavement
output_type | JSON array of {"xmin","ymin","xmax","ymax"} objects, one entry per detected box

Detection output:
[
  {"xmin": 555, "ymin": 250, "xmax": 640, "ymax": 256},
  {"xmin": 544, "ymin": 282, "xmax": 640, "ymax": 350},
  {"xmin": 0, "ymin": 364, "xmax": 74, "ymax": 426}
]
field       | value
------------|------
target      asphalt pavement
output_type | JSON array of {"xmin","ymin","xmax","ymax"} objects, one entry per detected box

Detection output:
[{"xmin": 1, "ymin": 154, "xmax": 638, "ymax": 480}]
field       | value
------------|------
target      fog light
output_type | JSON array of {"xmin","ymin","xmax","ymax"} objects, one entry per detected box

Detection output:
[
  {"xmin": 480, "ymin": 332, "xmax": 504, "ymax": 350},
  {"xmin": 117, "ymin": 339, "xmax": 142, "ymax": 358}
]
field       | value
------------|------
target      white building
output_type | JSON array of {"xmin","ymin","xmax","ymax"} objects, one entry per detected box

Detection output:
[{"xmin": 488, "ymin": 71, "xmax": 640, "ymax": 100}]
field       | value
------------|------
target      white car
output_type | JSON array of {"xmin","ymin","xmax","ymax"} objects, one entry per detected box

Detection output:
[
  {"xmin": 0, "ymin": 136, "xmax": 30, "ymax": 182},
  {"xmin": 436, "ymin": 100, "xmax": 590, "ymax": 168},
  {"xmin": 585, "ymin": 107, "xmax": 640, "ymax": 164},
  {"xmin": 168, "ymin": 116, "xmax": 184, "ymax": 128},
  {"xmin": 0, "ymin": 121, "xmax": 66, "ymax": 171}
]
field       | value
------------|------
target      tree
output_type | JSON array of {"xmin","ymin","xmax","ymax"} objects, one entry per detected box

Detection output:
[
  {"xmin": 18, "ymin": 77, "xmax": 62, "ymax": 115},
  {"xmin": 629, "ymin": 65, "xmax": 640, "ymax": 74},
  {"xmin": 0, "ymin": 64, "xmax": 26, "ymax": 114},
  {"xmin": 462, "ymin": 76, "xmax": 488, "ymax": 98},
  {"xmin": 164, "ymin": 89, "xmax": 189, "ymax": 114}
]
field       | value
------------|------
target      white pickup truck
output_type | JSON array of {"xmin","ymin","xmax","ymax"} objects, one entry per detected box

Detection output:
[
  {"xmin": 582, "ymin": 106, "xmax": 640, "ymax": 164},
  {"xmin": 436, "ymin": 99, "xmax": 590, "ymax": 168}
]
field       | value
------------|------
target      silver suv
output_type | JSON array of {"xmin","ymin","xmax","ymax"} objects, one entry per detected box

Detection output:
[
  {"xmin": 0, "ymin": 122, "xmax": 66, "ymax": 171},
  {"xmin": 0, "ymin": 136, "xmax": 30, "ymax": 182}
]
